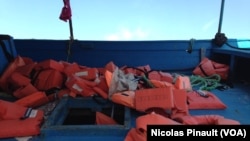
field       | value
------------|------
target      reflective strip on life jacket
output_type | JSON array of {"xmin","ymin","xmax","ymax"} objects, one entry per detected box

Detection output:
[
  {"xmin": 111, "ymin": 91, "xmax": 135, "ymax": 109},
  {"xmin": 0, "ymin": 100, "xmax": 44, "ymax": 138},
  {"xmin": 96, "ymin": 76, "xmax": 109, "ymax": 93},
  {"xmin": 95, "ymin": 112, "xmax": 118, "ymax": 125},
  {"xmin": 187, "ymin": 90, "xmax": 227, "ymax": 110},
  {"xmin": 14, "ymin": 91, "xmax": 49, "ymax": 108},
  {"xmin": 135, "ymin": 87, "xmax": 174, "ymax": 112},
  {"xmin": 65, "ymin": 75, "xmax": 97, "ymax": 97},
  {"xmin": 0, "ymin": 100, "xmax": 44, "ymax": 120},
  {"xmin": 75, "ymin": 67, "xmax": 98, "ymax": 81},
  {"xmin": 174, "ymin": 75, "xmax": 192, "ymax": 91}
]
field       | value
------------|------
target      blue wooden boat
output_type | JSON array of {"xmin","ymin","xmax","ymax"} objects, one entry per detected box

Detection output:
[{"xmin": 0, "ymin": 0, "xmax": 249, "ymax": 140}]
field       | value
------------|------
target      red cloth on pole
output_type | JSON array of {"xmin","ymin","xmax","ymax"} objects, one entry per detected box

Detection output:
[{"xmin": 59, "ymin": 0, "xmax": 72, "ymax": 22}]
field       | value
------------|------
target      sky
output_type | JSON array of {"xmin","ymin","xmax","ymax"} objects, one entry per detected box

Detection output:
[{"xmin": 0, "ymin": 0, "xmax": 250, "ymax": 40}]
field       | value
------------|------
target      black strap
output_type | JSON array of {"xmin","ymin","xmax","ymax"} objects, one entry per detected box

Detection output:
[
  {"xmin": 45, "ymin": 87, "xmax": 61, "ymax": 96},
  {"xmin": 30, "ymin": 69, "xmax": 43, "ymax": 85},
  {"xmin": 199, "ymin": 64, "xmax": 209, "ymax": 76}
]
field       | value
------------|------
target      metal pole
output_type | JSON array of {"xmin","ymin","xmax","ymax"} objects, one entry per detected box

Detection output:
[
  {"xmin": 218, "ymin": 0, "xmax": 225, "ymax": 33},
  {"xmin": 69, "ymin": 19, "xmax": 74, "ymax": 40},
  {"xmin": 67, "ymin": 18, "xmax": 74, "ymax": 62}
]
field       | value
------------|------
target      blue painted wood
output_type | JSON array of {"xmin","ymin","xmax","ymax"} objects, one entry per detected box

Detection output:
[
  {"xmin": 0, "ymin": 35, "xmax": 17, "ymax": 75},
  {"xmin": 212, "ymin": 39, "xmax": 250, "ymax": 80},
  {"xmin": 14, "ymin": 39, "xmax": 213, "ymax": 73}
]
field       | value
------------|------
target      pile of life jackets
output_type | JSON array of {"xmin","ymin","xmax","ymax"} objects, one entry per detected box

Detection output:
[
  {"xmin": 0, "ymin": 100, "xmax": 44, "ymax": 138},
  {"xmin": 0, "ymin": 55, "xmax": 237, "ymax": 139}
]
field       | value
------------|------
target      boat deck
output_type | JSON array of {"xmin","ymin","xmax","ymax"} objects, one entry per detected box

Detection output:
[
  {"xmin": 1, "ymin": 81, "xmax": 249, "ymax": 141},
  {"xmin": 190, "ymin": 81, "xmax": 250, "ymax": 124}
]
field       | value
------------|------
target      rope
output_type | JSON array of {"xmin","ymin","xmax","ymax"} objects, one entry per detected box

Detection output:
[{"xmin": 189, "ymin": 74, "xmax": 221, "ymax": 91}]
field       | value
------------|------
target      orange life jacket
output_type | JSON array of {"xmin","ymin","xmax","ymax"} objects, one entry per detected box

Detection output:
[
  {"xmin": 62, "ymin": 61, "xmax": 99, "ymax": 81},
  {"xmin": 0, "ymin": 100, "xmax": 44, "ymax": 138},
  {"xmin": 75, "ymin": 67, "xmax": 99, "ymax": 81},
  {"xmin": 105, "ymin": 61, "xmax": 117, "ymax": 72},
  {"xmin": 30, "ymin": 59, "xmax": 66, "ymax": 91},
  {"xmin": 111, "ymin": 90, "xmax": 135, "ymax": 109},
  {"xmin": 92, "ymin": 76, "xmax": 109, "ymax": 99},
  {"xmin": 14, "ymin": 91, "xmax": 49, "ymax": 108},
  {"xmin": 187, "ymin": 90, "xmax": 227, "ymax": 110},
  {"xmin": 135, "ymin": 87, "xmax": 174, "ymax": 112},
  {"xmin": 149, "ymin": 79, "xmax": 174, "ymax": 88},
  {"xmin": 193, "ymin": 57, "xmax": 229, "ymax": 80},
  {"xmin": 0, "ymin": 118, "xmax": 43, "ymax": 138},
  {"xmin": 122, "ymin": 65, "xmax": 151, "ymax": 76},
  {"xmin": 179, "ymin": 115, "xmax": 240, "ymax": 125},
  {"xmin": 104, "ymin": 70, "xmax": 113, "ymax": 88},
  {"xmin": 170, "ymin": 89, "xmax": 190, "ymax": 120},
  {"xmin": 31, "ymin": 69, "xmax": 65, "ymax": 91},
  {"xmin": 13, "ymin": 83, "xmax": 39, "ymax": 99},
  {"xmin": 148, "ymin": 71, "xmax": 174, "ymax": 83},
  {"xmin": 95, "ymin": 112, "xmax": 118, "ymax": 125},
  {"xmin": 61, "ymin": 61, "xmax": 80, "ymax": 76},
  {"xmin": 93, "ymin": 86, "xmax": 108, "ymax": 99},
  {"xmin": 7, "ymin": 72, "xmax": 31, "ymax": 92},
  {"xmin": 0, "ymin": 100, "xmax": 44, "ymax": 120},
  {"xmin": 0, "ymin": 56, "xmax": 25, "ymax": 93},
  {"xmin": 65, "ymin": 75, "xmax": 97, "ymax": 97},
  {"xmin": 125, "ymin": 112, "xmax": 180, "ymax": 141},
  {"xmin": 174, "ymin": 75, "xmax": 192, "ymax": 91},
  {"xmin": 14, "ymin": 60, "xmax": 37, "ymax": 77},
  {"xmin": 124, "ymin": 128, "xmax": 146, "ymax": 141},
  {"xmin": 34, "ymin": 59, "xmax": 64, "ymax": 72}
]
